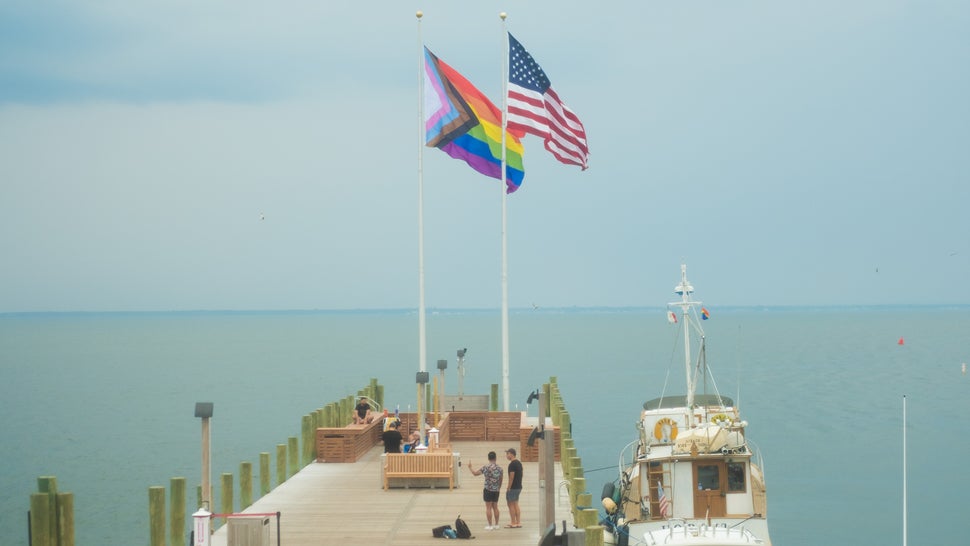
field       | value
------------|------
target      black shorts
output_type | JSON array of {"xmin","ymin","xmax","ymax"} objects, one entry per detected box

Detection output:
[{"xmin": 483, "ymin": 489, "xmax": 500, "ymax": 503}]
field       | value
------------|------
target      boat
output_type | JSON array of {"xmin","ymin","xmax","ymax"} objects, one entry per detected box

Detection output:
[{"xmin": 601, "ymin": 264, "xmax": 771, "ymax": 545}]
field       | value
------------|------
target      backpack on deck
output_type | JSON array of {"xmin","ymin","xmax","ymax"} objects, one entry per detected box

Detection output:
[
  {"xmin": 455, "ymin": 515, "xmax": 472, "ymax": 539},
  {"xmin": 432, "ymin": 524, "xmax": 452, "ymax": 538}
]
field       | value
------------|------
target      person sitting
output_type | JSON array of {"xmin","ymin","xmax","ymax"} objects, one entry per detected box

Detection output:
[
  {"xmin": 381, "ymin": 421, "xmax": 403, "ymax": 453},
  {"xmin": 406, "ymin": 431, "xmax": 421, "ymax": 453},
  {"xmin": 353, "ymin": 397, "xmax": 370, "ymax": 425}
]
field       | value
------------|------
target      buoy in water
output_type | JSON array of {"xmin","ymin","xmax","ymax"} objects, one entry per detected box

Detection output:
[
  {"xmin": 962, "ymin": 363, "xmax": 966, "ymax": 375},
  {"xmin": 898, "ymin": 337, "xmax": 905, "ymax": 345}
]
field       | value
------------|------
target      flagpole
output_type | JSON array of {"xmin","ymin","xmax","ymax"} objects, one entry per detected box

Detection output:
[
  {"xmin": 416, "ymin": 10, "xmax": 428, "ymax": 443},
  {"xmin": 499, "ymin": 12, "xmax": 510, "ymax": 411},
  {"xmin": 902, "ymin": 394, "xmax": 907, "ymax": 546}
]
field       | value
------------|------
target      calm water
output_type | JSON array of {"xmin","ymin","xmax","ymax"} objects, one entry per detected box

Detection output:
[{"xmin": 1, "ymin": 307, "xmax": 967, "ymax": 545}]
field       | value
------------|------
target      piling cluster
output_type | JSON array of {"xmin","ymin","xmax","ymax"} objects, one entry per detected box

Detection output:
[
  {"xmin": 28, "ymin": 476, "xmax": 74, "ymax": 546},
  {"xmin": 548, "ymin": 377, "xmax": 603, "ymax": 546}
]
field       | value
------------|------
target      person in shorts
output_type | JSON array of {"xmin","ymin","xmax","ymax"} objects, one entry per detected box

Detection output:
[
  {"xmin": 505, "ymin": 448, "xmax": 523, "ymax": 527},
  {"xmin": 469, "ymin": 451, "xmax": 504, "ymax": 530}
]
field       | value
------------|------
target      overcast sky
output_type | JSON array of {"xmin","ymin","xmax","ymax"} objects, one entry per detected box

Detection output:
[{"xmin": 1, "ymin": 1, "xmax": 967, "ymax": 312}]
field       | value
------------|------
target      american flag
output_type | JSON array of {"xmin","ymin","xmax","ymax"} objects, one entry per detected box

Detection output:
[
  {"xmin": 658, "ymin": 481, "xmax": 671, "ymax": 518},
  {"xmin": 506, "ymin": 33, "xmax": 589, "ymax": 170}
]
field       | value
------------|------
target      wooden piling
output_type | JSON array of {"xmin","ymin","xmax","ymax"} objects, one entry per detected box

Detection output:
[
  {"xmin": 575, "ymin": 507, "xmax": 598, "ymax": 529},
  {"xmin": 288, "ymin": 436, "xmax": 299, "ymax": 478},
  {"xmin": 148, "ymin": 486, "xmax": 165, "ymax": 546},
  {"xmin": 311, "ymin": 411, "xmax": 321, "ymax": 460},
  {"xmin": 240, "ymin": 462, "xmax": 253, "ymax": 510},
  {"xmin": 259, "ymin": 453, "xmax": 271, "ymax": 496},
  {"xmin": 585, "ymin": 524, "xmax": 605, "ymax": 546},
  {"xmin": 37, "ymin": 476, "xmax": 57, "ymax": 544},
  {"xmin": 30, "ymin": 493, "xmax": 52, "ymax": 546},
  {"xmin": 170, "ymin": 477, "xmax": 186, "ymax": 546},
  {"xmin": 301, "ymin": 415, "xmax": 313, "ymax": 466},
  {"xmin": 276, "ymin": 444, "xmax": 287, "ymax": 485},
  {"xmin": 571, "ymin": 476, "xmax": 586, "ymax": 517},
  {"xmin": 560, "ymin": 410, "xmax": 572, "ymax": 440},
  {"xmin": 56, "ymin": 492, "xmax": 74, "ymax": 546},
  {"xmin": 220, "ymin": 473, "xmax": 233, "ymax": 519}
]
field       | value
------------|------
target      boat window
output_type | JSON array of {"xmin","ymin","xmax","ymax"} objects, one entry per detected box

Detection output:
[
  {"xmin": 727, "ymin": 462, "xmax": 746, "ymax": 492},
  {"xmin": 696, "ymin": 465, "xmax": 719, "ymax": 490}
]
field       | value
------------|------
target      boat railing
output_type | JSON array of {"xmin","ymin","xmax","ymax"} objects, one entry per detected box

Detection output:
[
  {"xmin": 746, "ymin": 438, "xmax": 766, "ymax": 479},
  {"xmin": 646, "ymin": 520, "xmax": 759, "ymax": 544}
]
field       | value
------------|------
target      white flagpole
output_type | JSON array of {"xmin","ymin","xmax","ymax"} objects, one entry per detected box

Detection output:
[
  {"xmin": 416, "ymin": 11, "xmax": 428, "ymax": 441},
  {"xmin": 902, "ymin": 394, "xmax": 907, "ymax": 546},
  {"xmin": 499, "ymin": 12, "xmax": 510, "ymax": 411}
]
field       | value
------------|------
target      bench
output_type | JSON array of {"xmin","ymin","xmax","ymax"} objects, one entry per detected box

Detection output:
[{"xmin": 383, "ymin": 453, "xmax": 455, "ymax": 490}]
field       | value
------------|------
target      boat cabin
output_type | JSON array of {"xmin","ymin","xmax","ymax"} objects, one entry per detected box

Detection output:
[{"xmin": 624, "ymin": 395, "xmax": 766, "ymax": 522}]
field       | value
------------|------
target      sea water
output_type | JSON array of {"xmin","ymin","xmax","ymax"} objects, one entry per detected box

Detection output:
[{"xmin": 0, "ymin": 307, "xmax": 966, "ymax": 545}]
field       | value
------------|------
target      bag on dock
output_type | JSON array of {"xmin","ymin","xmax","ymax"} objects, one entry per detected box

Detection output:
[
  {"xmin": 454, "ymin": 515, "xmax": 472, "ymax": 539},
  {"xmin": 432, "ymin": 524, "xmax": 453, "ymax": 538}
]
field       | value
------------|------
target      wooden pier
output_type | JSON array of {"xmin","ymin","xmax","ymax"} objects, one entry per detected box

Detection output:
[{"xmin": 208, "ymin": 440, "xmax": 571, "ymax": 546}]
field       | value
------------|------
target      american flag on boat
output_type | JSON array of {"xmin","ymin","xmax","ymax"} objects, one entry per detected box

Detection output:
[{"xmin": 658, "ymin": 481, "xmax": 671, "ymax": 518}]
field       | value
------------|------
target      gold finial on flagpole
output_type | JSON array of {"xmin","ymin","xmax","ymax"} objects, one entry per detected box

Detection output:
[
  {"xmin": 416, "ymin": 10, "xmax": 423, "ymax": 19},
  {"xmin": 500, "ymin": 12, "xmax": 507, "ymax": 20}
]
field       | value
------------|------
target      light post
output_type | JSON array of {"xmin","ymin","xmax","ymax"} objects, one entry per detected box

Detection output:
[
  {"xmin": 194, "ymin": 402, "xmax": 213, "ymax": 508},
  {"xmin": 416, "ymin": 371, "xmax": 429, "ymax": 444},
  {"xmin": 194, "ymin": 402, "xmax": 213, "ymax": 546}
]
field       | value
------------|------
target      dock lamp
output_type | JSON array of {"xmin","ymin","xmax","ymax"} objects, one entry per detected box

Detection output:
[
  {"xmin": 456, "ymin": 348, "xmax": 467, "ymax": 397},
  {"xmin": 416, "ymin": 372, "xmax": 429, "ymax": 444},
  {"xmin": 436, "ymin": 359, "xmax": 447, "ymax": 421}
]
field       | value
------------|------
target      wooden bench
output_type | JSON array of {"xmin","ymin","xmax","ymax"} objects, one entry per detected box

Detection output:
[{"xmin": 383, "ymin": 453, "xmax": 455, "ymax": 490}]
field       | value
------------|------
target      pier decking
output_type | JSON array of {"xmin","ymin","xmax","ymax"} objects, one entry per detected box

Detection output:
[{"xmin": 209, "ymin": 440, "xmax": 571, "ymax": 546}]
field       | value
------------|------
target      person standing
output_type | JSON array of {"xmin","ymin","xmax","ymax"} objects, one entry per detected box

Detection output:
[
  {"xmin": 469, "ymin": 451, "xmax": 504, "ymax": 530},
  {"xmin": 381, "ymin": 421, "xmax": 403, "ymax": 453},
  {"xmin": 505, "ymin": 448, "xmax": 523, "ymax": 528}
]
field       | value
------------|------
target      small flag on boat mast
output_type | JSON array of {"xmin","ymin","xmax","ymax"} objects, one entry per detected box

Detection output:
[
  {"xmin": 701, "ymin": 307, "xmax": 710, "ymax": 320},
  {"xmin": 667, "ymin": 311, "xmax": 678, "ymax": 324}
]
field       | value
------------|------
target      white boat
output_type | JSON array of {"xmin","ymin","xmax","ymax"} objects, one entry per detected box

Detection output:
[{"xmin": 602, "ymin": 264, "xmax": 771, "ymax": 545}]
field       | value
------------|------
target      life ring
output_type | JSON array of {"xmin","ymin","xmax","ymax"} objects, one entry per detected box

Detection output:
[
  {"xmin": 710, "ymin": 413, "xmax": 730, "ymax": 426},
  {"xmin": 653, "ymin": 418, "xmax": 678, "ymax": 442}
]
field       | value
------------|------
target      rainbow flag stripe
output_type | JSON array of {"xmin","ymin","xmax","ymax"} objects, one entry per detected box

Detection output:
[{"xmin": 424, "ymin": 47, "xmax": 524, "ymax": 193}]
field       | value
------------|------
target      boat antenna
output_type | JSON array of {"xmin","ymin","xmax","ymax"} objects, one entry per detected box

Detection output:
[
  {"xmin": 735, "ymin": 323, "xmax": 742, "ymax": 413},
  {"xmin": 670, "ymin": 264, "xmax": 701, "ymax": 424}
]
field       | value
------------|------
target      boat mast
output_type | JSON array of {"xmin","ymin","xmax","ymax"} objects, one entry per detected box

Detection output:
[{"xmin": 672, "ymin": 264, "xmax": 701, "ymax": 426}]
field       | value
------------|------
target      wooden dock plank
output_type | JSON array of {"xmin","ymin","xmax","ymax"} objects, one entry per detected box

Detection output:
[{"xmin": 209, "ymin": 441, "xmax": 571, "ymax": 546}]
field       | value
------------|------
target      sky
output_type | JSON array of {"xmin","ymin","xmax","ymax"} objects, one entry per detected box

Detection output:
[{"xmin": 1, "ymin": 1, "xmax": 968, "ymax": 312}]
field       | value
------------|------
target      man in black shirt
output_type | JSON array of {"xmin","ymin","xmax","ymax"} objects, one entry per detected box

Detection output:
[
  {"xmin": 505, "ymin": 448, "xmax": 523, "ymax": 528},
  {"xmin": 382, "ymin": 421, "xmax": 403, "ymax": 453},
  {"xmin": 354, "ymin": 397, "xmax": 370, "ymax": 424}
]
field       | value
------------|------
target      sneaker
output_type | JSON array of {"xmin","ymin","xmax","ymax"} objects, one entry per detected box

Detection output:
[{"xmin": 485, "ymin": 525, "xmax": 493, "ymax": 530}]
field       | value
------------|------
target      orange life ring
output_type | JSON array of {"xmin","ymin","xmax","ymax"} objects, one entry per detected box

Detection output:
[{"xmin": 653, "ymin": 418, "xmax": 678, "ymax": 442}]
